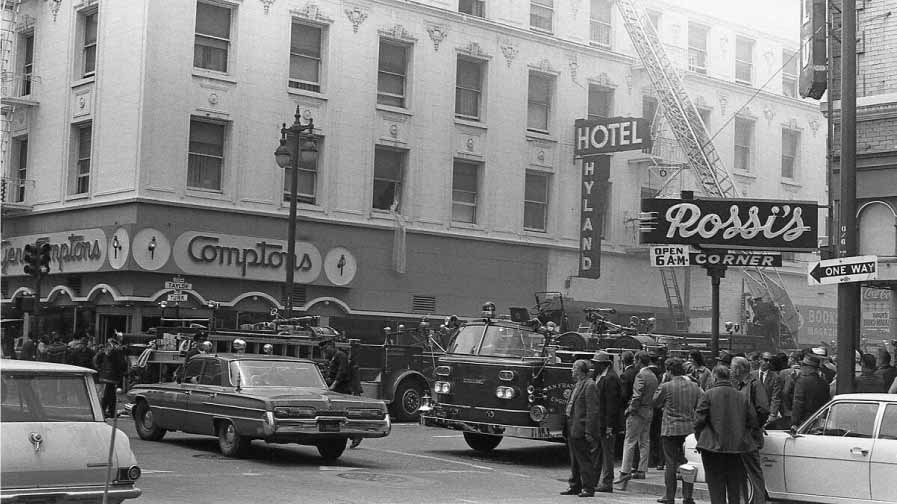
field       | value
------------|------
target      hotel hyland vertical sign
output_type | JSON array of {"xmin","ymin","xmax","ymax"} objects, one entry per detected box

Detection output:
[{"xmin": 575, "ymin": 117, "xmax": 652, "ymax": 278}]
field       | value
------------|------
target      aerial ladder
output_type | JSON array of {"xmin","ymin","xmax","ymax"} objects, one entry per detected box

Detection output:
[{"xmin": 616, "ymin": 0, "xmax": 795, "ymax": 341}]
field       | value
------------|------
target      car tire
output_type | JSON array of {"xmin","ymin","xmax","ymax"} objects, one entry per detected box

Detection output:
[
  {"xmin": 316, "ymin": 439, "xmax": 347, "ymax": 461},
  {"xmin": 463, "ymin": 432, "xmax": 502, "ymax": 452},
  {"xmin": 390, "ymin": 379, "xmax": 424, "ymax": 422},
  {"xmin": 217, "ymin": 422, "xmax": 251, "ymax": 458},
  {"xmin": 133, "ymin": 401, "xmax": 166, "ymax": 441}
]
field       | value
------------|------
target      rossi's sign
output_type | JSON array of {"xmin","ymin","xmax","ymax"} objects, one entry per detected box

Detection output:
[
  {"xmin": 639, "ymin": 198, "xmax": 818, "ymax": 251},
  {"xmin": 574, "ymin": 117, "xmax": 652, "ymax": 156},
  {"xmin": 579, "ymin": 155, "xmax": 610, "ymax": 278}
]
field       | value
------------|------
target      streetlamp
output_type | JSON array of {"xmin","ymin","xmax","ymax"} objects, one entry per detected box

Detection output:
[{"xmin": 274, "ymin": 105, "xmax": 318, "ymax": 319}]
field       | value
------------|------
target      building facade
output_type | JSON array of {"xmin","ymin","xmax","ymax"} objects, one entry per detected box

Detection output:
[{"xmin": 1, "ymin": 0, "xmax": 833, "ymax": 344}]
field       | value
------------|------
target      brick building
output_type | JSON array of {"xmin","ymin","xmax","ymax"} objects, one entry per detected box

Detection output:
[{"xmin": 1, "ymin": 0, "xmax": 832, "ymax": 345}]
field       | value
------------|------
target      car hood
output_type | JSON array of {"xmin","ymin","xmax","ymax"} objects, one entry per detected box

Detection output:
[{"xmin": 1, "ymin": 421, "xmax": 136, "ymax": 490}]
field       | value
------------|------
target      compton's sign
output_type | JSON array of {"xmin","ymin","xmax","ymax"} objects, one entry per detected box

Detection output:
[{"xmin": 639, "ymin": 198, "xmax": 819, "ymax": 251}]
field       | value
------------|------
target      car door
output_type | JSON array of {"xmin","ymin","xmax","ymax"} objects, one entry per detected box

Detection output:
[
  {"xmin": 870, "ymin": 402, "xmax": 897, "ymax": 503},
  {"xmin": 187, "ymin": 358, "xmax": 225, "ymax": 436},
  {"xmin": 170, "ymin": 358, "xmax": 205, "ymax": 432},
  {"xmin": 784, "ymin": 400, "xmax": 878, "ymax": 501}
]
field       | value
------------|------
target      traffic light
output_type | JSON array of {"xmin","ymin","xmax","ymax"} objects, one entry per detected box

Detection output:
[
  {"xmin": 38, "ymin": 243, "xmax": 51, "ymax": 274},
  {"xmin": 22, "ymin": 243, "xmax": 37, "ymax": 277}
]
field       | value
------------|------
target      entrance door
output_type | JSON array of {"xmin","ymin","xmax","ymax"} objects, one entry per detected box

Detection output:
[{"xmin": 98, "ymin": 315, "xmax": 129, "ymax": 343}]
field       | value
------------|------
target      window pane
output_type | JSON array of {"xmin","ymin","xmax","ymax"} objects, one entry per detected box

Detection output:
[
  {"xmin": 78, "ymin": 126, "xmax": 92, "ymax": 158},
  {"xmin": 196, "ymin": 2, "xmax": 231, "ymax": 39},
  {"xmin": 85, "ymin": 13, "xmax": 98, "ymax": 45},
  {"xmin": 194, "ymin": 37, "xmax": 228, "ymax": 72},
  {"xmin": 378, "ymin": 73, "xmax": 405, "ymax": 95},
  {"xmin": 456, "ymin": 88, "xmax": 480, "ymax": 118},
  {"xmin": 84, "ymin": 46, "xmax": 96, "ymax": 75},
  {"xmin": 879, "ymin": 404, "xmax": 897, "ymax": 440},
  {"xmin": 642, "ymin": 96, "xmax": 657, "ymax": 123},
  {"xmin": 188, "ymin": 155, "xmax": 222, "ymax": 190},
  {"xmin": 457, "ymin": 59, "xmax": 482, "ymax": 90},
  {"xmin": 525, "ymin": 173, "xmax": 547, "ymax": 202},
  {"xmin": 589, "ymin": 86, "xmax": 612, "ymax": 118},
  {"xmin": 379, "ymin": 42, "xmax": 407, "ymax": 74},
  {"xmin": 290, "ymin": 55, "xmax": 320, "ymax": 83},
  {"xmin": 190, "ymin": 122, "xmax": 224, "ymax": 156},
  {"xmin": 590, "ymin": 0, "xmax": 611, "ymax": 22},
  {"xmin": 527, "ymin": 103, "xmax": 548, "ymax": 130},
  {"xmin": 825, "ymin": 402, "xmax": 878, "ymax": 438},
  {"xmin": 524, "ymin": 202, "xmax": 546, "ymax": 230},
  {"xmin": 459, "ymin": 0, "xmax": 485, "ymax": 17},
  {"xmin": 374, "ymin": 149, "xmax": 402, "ymax": 180},
  {"xmin": 530, "ymin": 3, "xmax": 553, "ymax": 31},
  {"xmin": 528, "ymin": 74, "xmax": 551, "ymax": 103},
  {"xmin": 372, "ymin": 180, "xmax": 397, "ymax": 210},
  {"xmin": 453, "ymin": 162, "xmax": 478, "ymax": 192},
  {"xmin": 291, "ymin": 24, "xmax": 321, "ymax": 57},
  {"xmin": 736, "ymin": 37, "xmax": 753, "ymax": 60},
  {"xmin": 452, "ymin": 203, "xmax": 476, "ymax": 224}
]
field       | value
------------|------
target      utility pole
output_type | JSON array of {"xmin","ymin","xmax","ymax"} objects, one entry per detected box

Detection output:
[{"xmin": 836, "ymin": 0, "xmax": 858, "ymax": 394}]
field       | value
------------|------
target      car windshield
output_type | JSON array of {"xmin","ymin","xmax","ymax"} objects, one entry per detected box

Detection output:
[
  {"xmin": 447, "ymin": 324, "xmax": 544, "ymax": 358},
  {"xmin": 230, "ymin": 360, "xmax": 326, "ymax": 388},
  {"xmin": 1, "ymin": 373, "xmax": 96, "ymax": 422}
]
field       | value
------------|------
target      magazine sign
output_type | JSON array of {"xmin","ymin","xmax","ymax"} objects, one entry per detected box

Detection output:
[{"xmin": 639, "ymin": 198, "xmax": 819, "ymax": 251}]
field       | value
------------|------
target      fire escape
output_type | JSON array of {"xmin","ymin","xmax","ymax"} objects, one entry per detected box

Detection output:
[{"xmin": 1, "ymin": 0, "xmax": 38, "ymax": 216}]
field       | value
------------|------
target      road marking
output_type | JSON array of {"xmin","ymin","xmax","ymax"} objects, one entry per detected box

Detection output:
[
  {"xmin": 456, "ymin": 499, "xmax": 480, "ymax": 503},
  {"xmin": 320, "ymin": 466, "xmax": 357, "ymax": 471},
  {"xmin": 140, "ymin": 470, "xmax": 174, "ymax": 474},
  {"xmin": 366, "ymin": 447, "xmax": 495, "ymax": 471},
  {"xmin": 241, "ymin": 473, "xmax": 262, "ymax": 476}
]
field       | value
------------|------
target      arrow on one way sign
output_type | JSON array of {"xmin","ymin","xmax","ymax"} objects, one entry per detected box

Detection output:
[{"xmin": 808, "ymin": 255, "xmax": 878, "ymax": 285}]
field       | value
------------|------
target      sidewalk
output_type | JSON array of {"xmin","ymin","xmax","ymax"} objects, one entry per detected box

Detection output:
[{"xmin": 612, "ymin": 464, "xmax": 711, "ymax": 502}]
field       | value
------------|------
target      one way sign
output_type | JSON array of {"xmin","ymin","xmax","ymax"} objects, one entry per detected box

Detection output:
[{"xmin": 808, "ymin": 255, "xmax": 878, "ymax": 285}]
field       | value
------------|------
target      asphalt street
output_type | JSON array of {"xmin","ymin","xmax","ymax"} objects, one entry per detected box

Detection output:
[{"xmin": 119, "ymin": 418, "xmax": 676, "ymax": 504}]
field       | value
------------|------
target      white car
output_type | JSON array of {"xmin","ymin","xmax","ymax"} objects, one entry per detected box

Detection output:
[
  {"xmin": 684, "ymin": 393, "xmax": 896, "ymax": 504},
  {"xmin": 1, "ymin": 360, "xmax": 142, "ymax": 503}
]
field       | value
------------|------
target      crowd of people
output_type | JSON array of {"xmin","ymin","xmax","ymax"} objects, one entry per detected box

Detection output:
[{"xmin": 561, "ymin": 345, "xmax": 897, "ymax": 503}]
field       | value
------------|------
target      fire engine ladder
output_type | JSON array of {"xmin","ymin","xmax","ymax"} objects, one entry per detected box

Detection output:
[{"xmin": 659, "ymin": 268, "xmax": 689, "ymax": 331}]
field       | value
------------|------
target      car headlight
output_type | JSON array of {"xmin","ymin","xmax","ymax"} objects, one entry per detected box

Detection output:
[
  {"xmin": 495, "ymin": 386, "xmax": 517, "ymax": 399},
  {"xmin": 274, "ymin": 406, "xmax": 316, "ymax": 418},
  {"xmin": 434, "ymin": 381, "xmax": 452, "ymax": 394},
  {"xmin": 346, "ymin": 408, "xmax": 385, "ymax": 419},
  {"xmin": 529, "ymin": 405, "xmax": 548, "ymax": 422}
]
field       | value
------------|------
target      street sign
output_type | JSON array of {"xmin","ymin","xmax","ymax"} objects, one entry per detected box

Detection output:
[
  {"xmin": 165, "ymin": 281, "xmax": 192, "ymax": 290},
  {"xmin": 167, "ymin": 293, "xmax": 188, "ymax": 302},
  {"xmin": 650, "ymin": 245, "xmax": 689, "ymax": 267},
  {"xmin": 808, "ymin": 255, "xmax": 878, "ymax": 285}
]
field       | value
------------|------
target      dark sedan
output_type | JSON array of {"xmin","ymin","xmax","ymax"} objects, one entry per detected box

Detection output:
[{"xmin": 126, "ymin": 354, "xmax": 390, "ymax": 460}]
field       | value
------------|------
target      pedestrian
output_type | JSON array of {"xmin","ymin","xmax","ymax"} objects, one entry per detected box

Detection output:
[
  {"xmin": 19, "ymin": 332, "xmax": 37, "ymax": 361},
  {"xmin": 687, "ymin": 350, "xmax": 711, "ymax": 390},
  {"xmin": 854, "ymin": 353, "xmax": 885, "ymax": 393},
  {"xmin": 778, "ymin": 351, "xmax": 802, "ymax": 429},
  {"xmin": 615, "ymin": 350, "xmax": 659, "ymax": 488},
  {"xmin": 653, "ymin": 357, "xmax": 702, "ymax": 504},
  {"xmin": 319, "ymin": 339, "xmax": 363, "ymax": 449},
  {"xmin": 748, "ymin": 352, "xmax": 762, "ymax": 373},
  {"xmin": 68, "ymin": 336, "xmax": 96, "ymax": 369},
  {"xmin": 262, "ymin": 343, "xmax": 274, "ymax": 355},
  {"xmin": 694, "ymin": 365, "xmax": 758, "ymax": 504},
  {"xmin": 37, "ymin": 335, "xmax": 49, "ymax": 361},
  {"xmin": 185, "ymin": 333, "xmax": 205, "ymax": 360},
  {"xmin": 874, "ymin": 349, "xmax": 897, "ymax": 391},
  {"xmin": 560, "ymin": 359, "xmax": 598, "ymax": 498},
  {"xmin": 889, "ymin": 375, "xmax": 897, "ymax": 394},
  {"xmin": 589, "ymin": 351, "xmax": 621, "ymax": 493},
  {"xmin": 648, "ymin": 352, "xmax": 666, "ymax": 471},
  {"xmin": 93, "ymin": 336, "xmax": 129, "ymax": 418},
  {"xmin": 619, "ymin": 350, "xmax": 637, "ymax": 410},
  {"xmin": 45, "ymin": 333, "xmax": 69, "ymax": 363},
  {"xmin": 791, "ymin": 354, "xmax": 830, "ymax": 429},
  {"xmin": 754, "ymin": 351, "xmax": 782, "ymax": 427},
  {"xmin": 731, "ymin": 356, "xmax": 770, "ymax": 504}
]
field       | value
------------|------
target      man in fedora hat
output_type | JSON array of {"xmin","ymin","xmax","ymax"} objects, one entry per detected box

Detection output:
[
  {"xmin": 791, "ymin": 353, "xmax": 830, "ymax": 429},
  {"xmin": 590, "ymin": 351, "xmax": 621, "ymax": 492}
]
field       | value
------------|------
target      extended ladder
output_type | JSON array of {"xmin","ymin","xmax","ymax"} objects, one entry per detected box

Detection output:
[{"xmin": 659, "ymin": 267, "xmax": 689, "ymax": 331}]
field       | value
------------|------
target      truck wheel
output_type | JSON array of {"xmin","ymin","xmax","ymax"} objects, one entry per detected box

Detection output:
[
  {"xmin": 133, "ymin": 401, "xmax": 166, "ymax": 441},
  {"xmin": 217, "ymin": 421, "xmax": 251, "ymax": 458},
  {"xmin": 316, "ymin": 439, "xmax": 347, "ymax": 461},
  {"xmin": 463, "ymin": 432, "xmax": 502, "ymax": 452},
  {"xmin": 390, "ymin": 380, "xmax": 424, "ymax": 422}
]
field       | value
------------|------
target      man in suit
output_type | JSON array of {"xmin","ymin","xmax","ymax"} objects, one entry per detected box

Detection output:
[
  {"xmin": 732, "ymin": 356, "xmax": 770, "ymax": 504},
  {"xmin": 616, "ymin": 351, "xmax": 659, "ymax": 488},
  {"xmin": 791, "ymin": 354, "xmax": 830, "ymax": 428},
  {"xmin": 778, "ymin": 351, "xmax": 803, "ymax": 429},
  {"xmin": 875, "ymin": 349, "xmax": 897, "ymax": 390},
  {"xmin": 754, "ymin": 352, "xmax": 782, "ymax": 427},
  {"xmin": 653, "ymin": 357, "xmax": 702, "ymax": 504},
  {"xmin": 590, "ymin": 351, "xmax": 621, "ymax": 493},
  {"xmin": 561, "ymin": 359, "xmax": 598, "ymax": 497}
]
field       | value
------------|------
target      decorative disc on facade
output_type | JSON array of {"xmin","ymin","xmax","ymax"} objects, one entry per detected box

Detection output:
[
  {"xmin": 324, "ymin": 247, "xmax": 357, "ymax": 286},
  {"xmin": 108, "ymin": 228, "xmax": 130, "ymax": 270}
]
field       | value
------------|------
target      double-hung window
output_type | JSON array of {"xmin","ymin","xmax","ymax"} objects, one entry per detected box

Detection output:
[
  {"xmin": 452, "ymin": 160, "xmax": 479, "ymax": 224},
  {"xmin": 194, "ymin": 2, "xmax": 231, "ymax": 72},
  {"xmin": 688, "ymin": 23, "xmax": 708, "ymax": 74},
  {"xmin": 289, "ymin": 22, "xmax": 322, "ymax": 92},
  {"xmin": 524, "ymin": 172, "xmax": 549, "ymax": 232},
  {"xmin": 82, "ymin": 12, "xmax": 97, "ymax": 78},
  {"xmin": 455, "ymin": 58, "xmax": 483, "ymax": 120},
  {"xmin": 590, "ymin": 0, "xmax": 612, "ymax": 48},
  {"xmin": 530, "ymin": 0, "xmax": 553, "ymax": 33},
  {"xmin": 283, "ymin": 138, "xmax": 320, "ymax": 205},
  {"xmin": 14, "ymin": 138, "xmax": 27, "ymax": 202},
  {"xmin": 735, "ymin": 36, "xmax": 754, "ymax": 85},
  {"xmin": 459, "ymin": 0, "xmax": 485, "ymax": 17},
  {"xmin": 781, "ymin": 129, "xmax": 799, "ymax": 179},
  {"xmin": 782, "ymin": 50, "xmax": 798, "ymax": 97},
  {"xmin": 21, "ymin": 33, "xmax": 33, "ymax": 95},
  {"xmin": 377, "ymin": 41, "xmax": 408, "ymax": 108},
  {"xmin": 188, "ymin": 119, "xmax": 225, "ymax": 191},
  {"xmin": 73, "ymin": 124, "xmax": 92, "ymax": 195},
  {"xmin": 588, "ymin": 85, "xmax": 613, "ymax": 121},
  {"xmin": 527, "ymin": 72, "xmax": 552, "ymax": 133},
  {"xmin": 372, "ymin": 147, "xmax": 405, "ymax": 211},
  {"xmin": 734, "ymin": 117, "xmax": 754, "ymax": 172},
  {"xmin": 642, "ymin": 96, "xmax": 658, "ymax": 125}
]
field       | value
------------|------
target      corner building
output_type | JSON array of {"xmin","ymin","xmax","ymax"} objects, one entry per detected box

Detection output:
[{"xmin": 1, "ymin": 0, "xmax": 832, "ymax": 343}]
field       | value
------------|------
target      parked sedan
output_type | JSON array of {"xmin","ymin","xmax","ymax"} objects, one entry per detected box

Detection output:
[
  {"xmin": 1, "ymin": 360, "xmax": 142, "ymax": 504},
  {"xmin": 684, "ymin": 393, "xmax": 897, "ymax": 504},
  {"xmin": 126, "ymin": 354, "xmax": 391, "ymax": 460}
]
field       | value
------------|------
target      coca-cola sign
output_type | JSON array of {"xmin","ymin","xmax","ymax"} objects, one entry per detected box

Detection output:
[{"xmin": 639, "ymin": 198, "xmax": 819, "ymax": 251}]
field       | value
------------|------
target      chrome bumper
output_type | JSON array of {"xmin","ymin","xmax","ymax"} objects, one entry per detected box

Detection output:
[
  {"xmin": 420, "ymin": 414, "xmax": 563, "ymax": 440},
  {"xmin": 1, "ymin": 484, "xmax": 141, "ymax": 504},
  {"xmin": 274, "ymin": 416, "xmax": 391, "ymax": 438}
]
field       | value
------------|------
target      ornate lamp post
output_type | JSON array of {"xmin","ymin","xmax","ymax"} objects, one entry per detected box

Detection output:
[{"xmin": 274, "ymin": 106, "xmax": 318, "ymax": 318}]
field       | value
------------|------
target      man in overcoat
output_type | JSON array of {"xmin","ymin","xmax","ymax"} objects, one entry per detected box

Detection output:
[
  {"xmin": 653, "ymin": 357, "xmax": 702, "ymax": 504},
  {"xmin": 561, "ymin": 359, "xmax": 598, "ymax": 498},
  {"xmin": 590, "ymin": 351, "xmax": 621, "ymax": 492},
  {"xmin": 791, "ymin": 354, "xmax": 830, "ymax": 428}
]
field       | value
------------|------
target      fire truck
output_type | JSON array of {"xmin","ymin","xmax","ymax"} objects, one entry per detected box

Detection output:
[
  {"xmin": 125, "ymin": 314, "xmax": 444, "ymax": 421},
  {"xmin": 419, "ymin": 293, "xmax": 679, "ymax": 452}
]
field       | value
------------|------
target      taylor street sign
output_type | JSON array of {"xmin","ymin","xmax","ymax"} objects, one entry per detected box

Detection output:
[
  {"xmin": 808, "ymin": 255, "xmax": 878, "ymax": 285},
  {"xmin": 165, "ymin": 280, "xmax": 192, "ymax": 290},
  {"xmin": 639, "ymin": 198, "xmax": 819, "ymax": 251},
  {"xmin": 167, "ymin": 293, "xmax": 189, "ymax": 302},
  {"xmin": 574, "ymin": 117, "xmax": 652, "ymax": 156}
]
